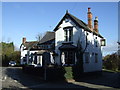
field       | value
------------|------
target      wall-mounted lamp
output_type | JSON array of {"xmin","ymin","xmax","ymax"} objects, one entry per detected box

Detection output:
[{"xmin": 101, "ymin": 38, "xmax": 106, "ymax": 46}]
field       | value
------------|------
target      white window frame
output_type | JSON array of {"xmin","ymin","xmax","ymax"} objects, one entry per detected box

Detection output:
[{"xmin": 64, "ymin": 27, "xmax": 73, "ymax": 42}]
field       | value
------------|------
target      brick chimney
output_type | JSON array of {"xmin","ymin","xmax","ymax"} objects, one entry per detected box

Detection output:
[
  {"xmin": 22, "ymin": 37, "xmax": 26, "ymax": 44},
  {"xmin": 87, "ymin": 7, "xmax": 93, "ymax": 30},
  {"xmin": 94, "ymin": 16, "xmax": 98, "ymax": 33}
]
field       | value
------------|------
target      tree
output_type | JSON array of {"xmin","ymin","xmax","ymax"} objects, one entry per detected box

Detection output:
[
  {"xmin": 1, "ymin": 42, "xmax": 21, "ymax": 66},
  {"xmin": 11, "ymin": 51, "xmax": 21, "ymax": 65},
  {"xmin": 2, "ymin": 42, "xmax": 14, "ymax": 66},
  {"xmin": 103, "ymin": 53, "xmax": 120, "ymax": 71},
  {"xmin": 36, "ymin": 33, "xmax": 44, "ymax": 42}
]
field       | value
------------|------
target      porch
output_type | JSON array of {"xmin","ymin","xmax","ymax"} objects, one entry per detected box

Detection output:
[{"xmin": 59, "ymin": 42, "xmax": 77, "ymax": 66}]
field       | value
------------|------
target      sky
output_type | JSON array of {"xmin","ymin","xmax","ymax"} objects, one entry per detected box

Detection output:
[
  {"xmin": 2, "ymin": 2, "xmax": 118, "ymax": 56},
  {"xmin": 118, "ymin": 1, "xmax": 120, "ymax": 42}
]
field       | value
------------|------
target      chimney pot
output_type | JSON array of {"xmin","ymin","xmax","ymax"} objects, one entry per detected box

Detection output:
[
  {"xmin": 66, "ymin": 10, "xmax": 68, "ymax": 13},
  {"xmin": 94, "ymin": 17, "xmax": 99, "ymax": 33},
  {"xmin": 22, "ymin": 37, "xmax": 26, "ymax": 44},
  {"xmin": 95, "ymin": 16, "xmax": 98, "ymax": 21},
  {"xmin": 88, "ymin": 7, "xmax": 91, "ymax": 12},
  {"xmin": 87, "ymin": 7, "xmax": 93, "ymax": 30}
]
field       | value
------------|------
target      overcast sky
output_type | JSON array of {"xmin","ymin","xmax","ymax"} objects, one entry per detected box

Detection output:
[{"xmin": 2, "ymin": 2, "xmax": 118, "ymax": 56}]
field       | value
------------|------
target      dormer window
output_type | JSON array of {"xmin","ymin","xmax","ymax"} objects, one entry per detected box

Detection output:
[{"xmin": 64, "ymin": 27, "xmax": 73, "ymax": 42}]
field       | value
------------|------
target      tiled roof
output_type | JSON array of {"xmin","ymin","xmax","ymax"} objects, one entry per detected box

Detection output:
[
  {"xmin": 22, "ymin": 41, "xmax": 38, "ymax": 50},
  {"xmin": 20, "ymin": 32, "xmax": 55, "ymax": 50},
  {"xmin": 59, "ymin": 42, "xmax": 77, "ymax": 51},
  {"xmin": 54, "ymin": 12, "xmax": 103, "ymax": 38},
  {"xmin": 68, "ymin": 13, "xmax": 91, "ymax": 31},
  {"xmin": 40, "ymin": 32, "xmax": 55, "ymax": 44}
]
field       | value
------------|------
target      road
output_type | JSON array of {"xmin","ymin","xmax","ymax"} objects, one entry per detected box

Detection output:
[{"xmin": 1, "ymin": 67, "xmax": 120, "ymax": 89}]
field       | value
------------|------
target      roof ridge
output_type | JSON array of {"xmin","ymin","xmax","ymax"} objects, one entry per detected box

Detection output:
[
  {"xmin": 53, "ymin": 12, "xmax": 103, "ymax": 38},
  {"xmin": 67, "ymin": 12, "xmax": 91, "ymax": 31},
  {"xmin": 67, "ymin": 13, "xmax": 87, "ymax": 26}
]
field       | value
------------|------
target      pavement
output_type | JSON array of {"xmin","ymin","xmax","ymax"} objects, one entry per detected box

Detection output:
[{"xmin": 1, "ymin": 67, "xmax": 120, "ymax": 89}]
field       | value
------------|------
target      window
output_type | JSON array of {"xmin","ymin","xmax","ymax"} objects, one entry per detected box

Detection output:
[
  {"xmin": 46, "ymin": 45, "xmax": 48, "ymax": 49},
  {"xmin": 87, "ymin": 32, "xmax": 89, "ymax": 35},
  {"xmin": 85, "ymin": 52, "xmax": 89, "ymax": 63},
  {"xmin": 101, "ymin": 39, "xmax": 106, "ymax": 46},
  {"xmin": 95, "ymin": 37, "xmax": 98, "ymax": 47},
  {"xmin": 23, "ymin": 57, "xmax": 26, "ymax": 62},
  {"xmin": 34, "ymin": 55, "xmax": 37, "ymax": 64},
  {"xmin": 48, "ymin": 45, "xmax": 50, "ymax": 49},
  {"xmin": 69, "ymin": 29, "xmax": 73, "ymax": 41},
  {"xmin": 64, "ymin": 27, "xmax": 73, "ymax": 42},
  {"xmin": 95, "ymin": 53, "xmax": 98, "ymax": 63},
  {"xmin": 64, "ymin": 30, "xmax": 68, "ymax": 41},
  {"xmin": 95, "ymin": 40, "xmax": 98, "ymax": 47}
]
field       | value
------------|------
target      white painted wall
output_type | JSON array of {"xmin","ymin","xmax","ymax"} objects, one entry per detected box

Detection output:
[
  {"xmin": 20, "ymin": 45, "xmax": 28, "ymax": 65},
  {"xmin": 20, "ymin": 44, "xmax": 39, "ymax": 65},
  {"xmin": 55, "ymin": 17, "xmax": 103, "ymax": 72}
]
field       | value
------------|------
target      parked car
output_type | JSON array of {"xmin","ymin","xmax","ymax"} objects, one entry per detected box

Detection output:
[{"xmin": 9, "ymin": 61, "xmax": 16, "ymax": 66}]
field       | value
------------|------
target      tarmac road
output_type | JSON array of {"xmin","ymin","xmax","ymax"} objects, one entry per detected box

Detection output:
[
  {"xmin": 1, "ymin": 67, "xmax": 120, "ymax": 89},
  {"xmin": 2, "ymin": 67, "xmax": 47, "ymax": 89},
  {"xmin": 1, "ymin": 67, "xmax": 87, "ymax": 89}
]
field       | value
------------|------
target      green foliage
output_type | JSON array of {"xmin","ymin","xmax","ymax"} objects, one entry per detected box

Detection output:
[
  {"xmin": 64, "ymin": 67, "xmax": 73, "ymax": 80},
  {"xmin": 2, "ymin": 42, "xmax": 14, "ymax": 66},
  {"xmin": 11, "ymin": 51, "xmax": 21, "ymax": 65},
  {"xmin": 103, "ymin": 53, "xmax": 120, "ymax": 71},
  {"xmin": 2, "ymin": 42, "xmax": 14, "ymax": 55},
  {"xmin": 1, "ymin": 42, "xmax": 20, "ymax": 66}
]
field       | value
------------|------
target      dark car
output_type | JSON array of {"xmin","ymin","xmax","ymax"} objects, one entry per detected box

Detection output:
[{"xmin": 9, "ymin": 61, "xmax": 16, "ymax": 66}]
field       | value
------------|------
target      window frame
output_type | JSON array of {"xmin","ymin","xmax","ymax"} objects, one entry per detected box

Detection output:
[
  {"xmin": 64, "ymin": 30, "xmax": 68, "ymax": 41},
  {"xmin": 64, "ymin": 27, "xmax": 73, "ymax": 42}
]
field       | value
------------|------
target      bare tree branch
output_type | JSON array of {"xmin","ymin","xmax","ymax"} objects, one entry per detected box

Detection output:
[{"xmin": 35, "ymin": 33, "xmax": 44, "ymax": 42}]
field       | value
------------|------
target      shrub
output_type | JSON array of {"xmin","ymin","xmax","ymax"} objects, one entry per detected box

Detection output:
[{"xmin": 103, "ymin": 53, "xmax": 120, "ymax": 71}]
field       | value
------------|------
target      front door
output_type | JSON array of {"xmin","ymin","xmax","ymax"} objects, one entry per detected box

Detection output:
[{"xmin": 64, "ymin": 51, "xmax": 75, "ymax": 65}]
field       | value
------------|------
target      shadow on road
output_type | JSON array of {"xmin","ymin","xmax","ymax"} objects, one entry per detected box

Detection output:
[
  {"xmin": 3, "ymin": 67, "xmax": 97, "ymax": 89},
  {"xmin": 75, "ymin": 71, "xmax": 120, "ymax": 89}
]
